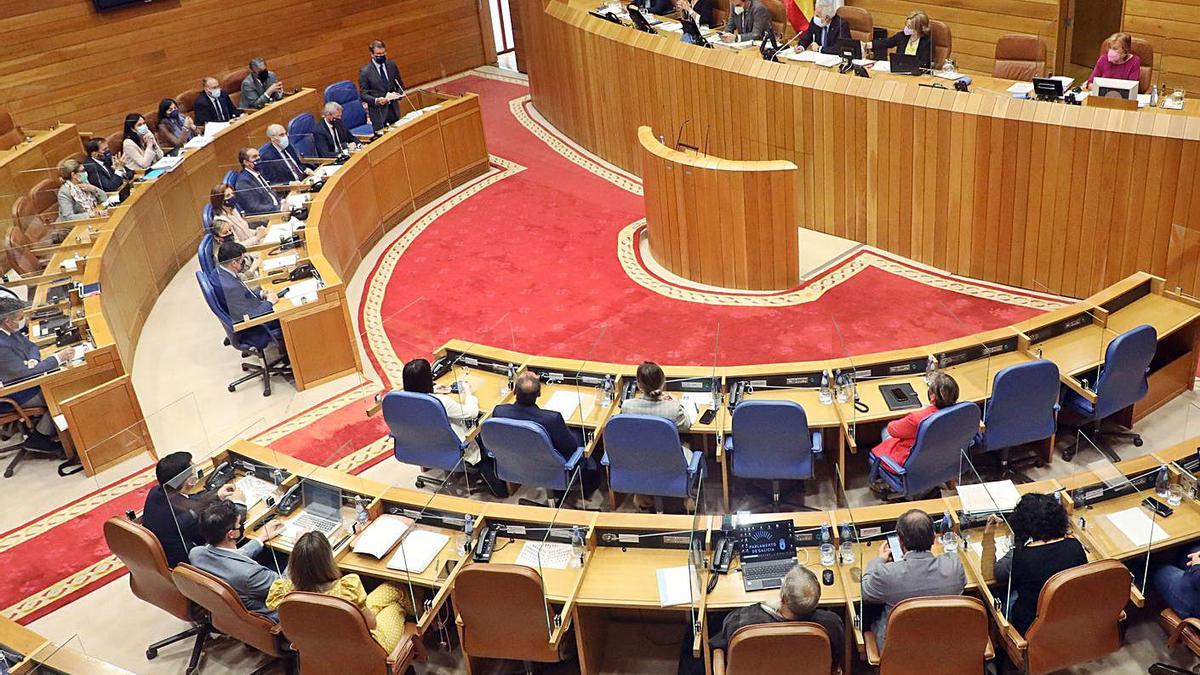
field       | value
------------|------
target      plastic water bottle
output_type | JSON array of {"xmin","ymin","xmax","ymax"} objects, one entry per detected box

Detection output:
[
  {"xmin": 459, "ymin": 515, "xmax": 474, "ymax": 557},
  {"xmin": 1156, "ymin": 466, "xmax": 1171, "ymax": 498},
  {"xmin": 819, "ymin": 523, "xmax": 835, "ymax": 566},
  {"xmin": 835, "ymin": 371, "xmax": 850, "ymax": 404},
  {"xmin": 601, "ymin": 374, "xmax": 615, "ymax": 409},
  {"xmin": 940, "ymin": 511, "xmax": 958, "ymax": 552},
  {"xmin": 1151, "ymin": 84, "xmax": 1159, "ymax": 107},
  {"xmin": 571, "ymin": 525, "xmax": 586, "ymax": 566},
  {"xmin": 354, "ymin": 496, "xmax": 370, "ymax": 532},
  {"xmin": 838, "ymin": 522, "xmax": 855, "ymax": 564},
  {"xmin": 924, "ymin": 354, "xmax": 940, "ymax": 386},
  {"xmin": 818, "ymin": 371, "xmax": 833, "ymax": 405}
]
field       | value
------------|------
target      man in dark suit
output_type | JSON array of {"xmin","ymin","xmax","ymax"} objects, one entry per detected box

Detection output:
[
  {"xmin": 193, "ymin": 77, "xmax": 242, "ymax": 128},
  {"xmin": 720, "ymin": 0, "xmax": 771, "ymax": 42},
  {"xmin": 189, "ymin": 501, "xmax": 285, "ymax": 619},
  {"xmin": 0, "ymin": 297, "xmax": 71, "ymax": 449},
  {"xmin": 142, "ymin": 451, "xmax": 237, "ymax": 567},
  {"xmin": 358, "ymin": 39, "xmax": 405, "ymax": 131},
  {"xmin": 258, "ymin": 124, "xmax": 314, "ymax": 185},
  {"xmin": 313, "ymin": 102, "xmax": 360, "ymax": 158},
  {"xmin": 797, "ymin": 0, "xmax": 850, "ymax": 54},
  {"xmin": 213, "ymin": 241, "xmax": 279, "ymax": 325},
  {"xmin": 82, "ymin": 137, "xmax": 129, "ymax": 192},
  {"xmin": 491, "ymin": 371, "xmax": 584, "ymax": 461},
  {"xmin": 232, "ymin": 147, "xmax": 285, "ymax": 215}
]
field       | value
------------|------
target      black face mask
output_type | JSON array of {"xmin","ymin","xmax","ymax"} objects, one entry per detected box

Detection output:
[
  {"xmin": 223, "ymin": 197, "xmax": 235, "ymax": 208},
  {"xmin": 374, "ymin": 55, "xmax": 387, "ymax": 64},
  {"xmin": 167, "ymin": 109, "xmax": 180, "ymax": 119},
  {"xmin": 102, "ymin": 151, "xmax": 113, "ymax": 162},
  {"xmin": 257, "ymin": 70, "xmax": 270, "ymax": 83}
]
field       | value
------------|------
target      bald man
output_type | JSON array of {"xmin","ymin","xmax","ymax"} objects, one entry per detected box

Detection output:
[
  {"xmin": 258, "ymin": 124, "xmax": 314, "ymax": 185},
  {"xmin": 491, "ymin": 371, "xmax": 584, "ymax": 461},
  {"xmin": 192, "ymin": 77, "xmax": 242, "ymax": 128}
]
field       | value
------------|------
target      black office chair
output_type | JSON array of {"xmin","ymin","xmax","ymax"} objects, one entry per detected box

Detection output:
[{"xmin": 0, "ymin": 396, "xmax": 61, "ymax": 478}]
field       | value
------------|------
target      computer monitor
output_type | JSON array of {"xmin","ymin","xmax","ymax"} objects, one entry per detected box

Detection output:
[
  {"xmin": 889, "ymin": 53, "xmax": 921, "ymax": 76},
  {"xmin": 1032, "ymin": 77, "xmax": 1064, "ymax": 101},
  {"xmin": 871, "ymin": 27, "xmax": 888, "ymax": 60},
  {"xmin": 737, "ymin": 520, "xmax": 796, "ymax": 562},
  {"xmin": 626, "ymin": 6, "xmax": 657, "ymax": 33},
  {"xmin": 301, "ymin": 481, "xmax": 343, "ymax": 521},
  {"xmin": 680, "ymin": 17, "xmax": 712, "ymax": 48},
  {"xmin": 836, "ymin": 38, "xmax": 862, "ymax": 61},
  {"xmin": 588, "ymin": 10, "xmax": 624, "ymax": 25},
  {"xmin": 1092, "ymin": 76, "xmax": 1138, "ymax": 100}
]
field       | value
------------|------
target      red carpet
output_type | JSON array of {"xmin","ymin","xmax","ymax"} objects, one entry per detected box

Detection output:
[{"xmin": 360, "ymin": 74, "xmax": 1059, "ymax": 385}]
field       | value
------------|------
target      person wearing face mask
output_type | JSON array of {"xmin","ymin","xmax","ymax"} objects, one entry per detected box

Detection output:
[
  {"xmin": 142, "ymin": 451, "xmax": 241, "ymax": 568},
  {"xmin": 233, "ymin": 147, "xmax": 287, "ymax": 215},
  {"xmin": 154, "ymin": 98, "xmax": 196, "ymax": 149},
  {"xmin": 313, "ymin": 102, "xmax": 361, "ymax": 158},
  {"xmin": 866, "ymin": 10, "xmax": 933, "ymax": 71},
  {"xmin": 719, "ymin": 0, "xmax": 771, "ymax": 43},
  {"xmin": 359, "ymin": 39, "xmax": 405, "ymax": 131},
  {"xmin": 210, "ymin": 183, "xmax": 268, "ymax": 245},
  {"xmin": 797, "ymin": 0, "xmax": 850, "ymax": 54},
  {"xmin": 674, "ymin": 0, "xmax": 713, "ymax": 39},
  {"xmin": 1088, "ymin": 32, "xmax": 1142, "ymax": 87},
  {"xmin": 240, "ymin": 57, "xmax": 285, "ymax": 110},
  {"xmin": 56, "ymin": 158, "xmax": 108, "ymax": 221},
  {"xmin": 190, "ymin": 501, "xmax": 287, "ymax": 620},
  {"xmin": 192, "ymin": 76, "xmax": 242, "ymax": 128},
  {"xmin": 259, "ymin": 124, "xmax": 315, "ymax": 185},
  {"xmin": 213, "ymin": 240, "xmax": 282, "ymax": 333},
  {"xmin": 121, "ymin": 113, "xmax": 164, "ymax": 171},
  {"xmin": 82, "ymin": 138, "xmax": 129, "ymax": 193},
  {"xmin": 0, "ymin": 296, "xmax": 72, "ymax": 452}
]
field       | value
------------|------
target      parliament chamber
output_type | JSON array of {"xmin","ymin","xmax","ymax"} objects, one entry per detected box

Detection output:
[{"xmin": 4, "ymin": 0, "xmax": 1200, "ymax": 672}]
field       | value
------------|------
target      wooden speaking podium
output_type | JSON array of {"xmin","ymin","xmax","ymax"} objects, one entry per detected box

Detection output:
[{"xmin": 638, "ymin": 126, "xmax": 800, "ymax": 291}]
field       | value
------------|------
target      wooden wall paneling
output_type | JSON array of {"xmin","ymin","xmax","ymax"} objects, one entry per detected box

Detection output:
[
  {"xmin": 58, "ymin": 374, "xmax": 151, "ymax": 476},
  {"xmin": 1124, "ymin": 0, "xmax": 1200, "ymax": 94},
  {"xmin": 403, "ymin": 115, "xmax": 452, "ymax": 205},
  {"xmin": 0, "ymin": 0, "xmax": 489, "ymax": 135},
  {"xmin": 0, "ymin": 125, "xmax": 82, "ymax": 231},
  {"xmin": 438, "ymin": 95, "xmax": 490, "ymax": 183}
]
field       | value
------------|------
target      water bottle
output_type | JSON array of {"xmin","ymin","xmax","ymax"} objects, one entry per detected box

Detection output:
[
  {"xmin": 818, "ymin": 371, "xmax": 832, "ymax": 405},
  {"xmin": 940, "ymin": 511, "xmax": 958, "ymax": 552},
  {"xmin": 835, "ymin": 371, "xmax": 849, "ymax": 404},
  {"xmin": 354, "ymin": 496, "xmax": 369, "ymax": 532},
  {"xmin": 1156, "ymin": 466, "xmax": 1171, "ymax": 498},
  {"xmin": 838, "ymin": 522, "xmax": 855, "ymax": 564},
  {"xmin": 819, "ymin": 523, "xmax": 835, "ymax": 566},
  {"xmin": 571, "ymin": 525, "xmax": 586, "ymax": 566},
  {"xmin": 458, "ymin": 514, "xmax": 474, "ymax": 557},
  {"xmin": 1150, "ymin": 84, "xmax": 1159, "ymax": 107},
  {"xmin": 600, "ymin": 374, "xmax": 615, "ymax": 409},
  {"xmin": 502, "ymin": 363, "xmax": 516, "ymax": 396},
  {"xmin": 711, "ymin": 377, "xmax": 721, "ymax": 412},
  {"xmin": 924, "ymin": 354, "xmax": 940, "ymax": 386}
]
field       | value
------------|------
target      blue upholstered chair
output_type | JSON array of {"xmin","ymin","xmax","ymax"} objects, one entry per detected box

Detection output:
[
  {"xmin": 1061, "ymin": 324, "xmax": 1156, "ymax": 461},
  {"xmin": 287, "ymin": 113, "xmax": 318, "ymax": 160},
  {"xmin": 222, "ymin": 170, "xmax": 238, "ymax": 187},
  {"xmin": 480, "ymin": 418, "xmax": 585, "ymax": 507},
  {"xmin": 201, "ymin": 203, "xmax": 214, "ymax": 233},
  {"xmin": 195, "ymin": 271, "xmax": 289, "ymax": 397},
  {"xmin": 601, "ymin": 414, "xmax": 704, "ymax": 512},
  {"xmin": 971, "ymin": 360, "xmax": 1060, "ymax": 482},
  {"xmin": 726, "ymin": 400, "xmax": 822, "ymax": 510},
  {"xmin": 197, "ymin": 233, "xmax": 216, "ymax": 279},
  {"xmin": 382, "ymin": 391, "xmax": 470, "ymax": 490},
  {"xmin": 323, "ymin": 81, "xmax": 375, "ymax": 136},
  {"xmin": 868, "ymin": 402, "xmax": 980, "ymax": 499}
]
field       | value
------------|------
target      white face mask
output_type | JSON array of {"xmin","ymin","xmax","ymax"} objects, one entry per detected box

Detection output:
[
  {"xmin": 813, "ymin": 15, "xmax": 825, "ymax": 27},
  {"xmin": 277, "ymin": 136, "xmax": 289, "ymax": 149},
  {"xmin": 208, "ymin": 88, "xmax": 221, "ymax": 98},
  {"xmin": 733, "ymin": 4, "xmax": 744, "ymax": 14}
]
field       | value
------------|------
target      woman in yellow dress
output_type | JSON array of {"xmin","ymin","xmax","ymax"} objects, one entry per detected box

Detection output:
[{"xmin": 266, "ymin": 531, "xmax": 414, "ymax": 650}]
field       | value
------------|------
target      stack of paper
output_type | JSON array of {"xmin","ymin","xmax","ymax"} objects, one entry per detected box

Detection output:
[
  {"xmin": 202, "ymin": 121, "xmax": 230, "ymax": 138},
  {"xmin": 285, "ymin": 193, "xmax": 309, "ymax": 210},
  {"xmin": 149, "ymin": 155, "xmax": 183, "ymax": 173},
  {"xmin": 183, "ymin": 135, "xmax": 211, "ymax": 149},
  {"xmin": 656, "ymin": 565, "xmax": 698, "ymax": 607},
  {"xmin": 70, "ymin": 343, "xmax": 93, "ymax": 363},
  {"xmin": 287, "ymin": 278, "xmax": 322, "ymax": 300},
  {"xmin": 313, "ymin": 164, "xmax": 341, "ymax": 180},
  {"xmin": 234, "ymin": 475, "xmax": 277, "ymax": 509},
  {"xmin": 1106, "ymin": 507, "xmax": 1169, "ymax": 547},
  {"xmin": 873, "ymin": 60, "xmax": 892, "ymax": 73},
  {"xmin": 262, "ymin": 253, "xmax": 299, "ymax": 273},
  {"xmin": 264, "ymin": 222, "xmax": 295, "ymax": 245},
  {"xmin": 544, "ymin": 390, "xmax": 582, "ymax": 420},
  {"xmin": 386, "ymin": 529, "xmax": 449, "ymax": 573},
  {"xmin": 351, "ymin": 515, "xmax": 414, "ymax": 559},
  {"xmin": 968, "ymin": 534, "xmax": 1013, "ymax": 561},
  {"xmin": 515, "ymin": 541, "xmax": 579, "ymax": 570},
  {"xmin": 957, "ymin": 481, "xmax": 1021, "ymax": 515}
]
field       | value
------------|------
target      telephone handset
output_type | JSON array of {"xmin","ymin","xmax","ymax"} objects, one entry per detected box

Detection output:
[
  {"xmin": 472, "ymin": 524, "xmax": 499, "ymax": 562},
  {"xmin": 276, "ymin": 483, "xmax": 303, "ymax": 516},
  {"xmin": 204, "ymin": 461, "xmax": 234, "ymax": 491},
  {"xmin": 711, "ymin": 534, "xmax": 735, "ymax": 574}
]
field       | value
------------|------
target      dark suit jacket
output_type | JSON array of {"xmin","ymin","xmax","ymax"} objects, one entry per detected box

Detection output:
[
  {"xmin": 313, "ymin": 118, "xmax": 357, "ymax": 158},
  {"xmin": 723, "ymin": 0, "xmax": 772, "ymax": 41},
  {"xmin": 258, "ymin": 143, "xmax": 313, "ymax": 185},
  {"xmin": 877, "ymin": 30, "xmax": 933, "ymax": 70},
  {"xmin": 797, "ymin": 15, "xmax": 851, "ymax": 54},
  {"xmin": 691, "ymin": 0, "xmax": 713, "ymax": 26},
  {"xmin": 358, "ymin": 60, "xmax": 406, "ymax": 131},
  {"xmin": 83, "ymin": 156, "xmax": 126, "ymax": 193},
  {"xmin": 233, "ymin": 169, "xmax": 282, "ymax": 215},
  {"xmin": 193, "ymin": 91, "xmax": 242, "ymax": 127},
  {"xmin": 0, "ymin": 328, "xmax": 60, "ymax": 403},
  {"xmin": 491, "ymin": 403, "xmax": 581, "ymax": 461},
  {"xmin": 142, "ymin": 485, "xmax": 221, "ymax": 568},
  {"xmin": 213, "ymin": 266, "xmax": 272, "ymax": 321}
]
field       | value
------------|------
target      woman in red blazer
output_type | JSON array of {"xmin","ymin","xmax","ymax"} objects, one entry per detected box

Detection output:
[{"xmin": 870, "ymin": 372, "xmax": 960, "ymax": 488}]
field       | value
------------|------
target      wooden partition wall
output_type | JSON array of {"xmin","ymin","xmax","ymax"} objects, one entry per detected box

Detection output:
[
  {"xmin": 1124, "ymin": 0, "xmax": 1200, "ymax": 95},
  {"xmin": 521, "ymin": 0, "xmax": 1200, "ymax": 299},
  {"xmin": 0, "ymin": 0, "xmax": 492, "ymax": 133}
]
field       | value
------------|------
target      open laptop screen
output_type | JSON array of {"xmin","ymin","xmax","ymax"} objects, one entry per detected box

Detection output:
[
  {"xmin": 301, "ymin": 481, "xmax": 342, "ymax": 521},
  {"xmin": 737, "ymin": 520, "xmax": 795, "ymax": 563}
]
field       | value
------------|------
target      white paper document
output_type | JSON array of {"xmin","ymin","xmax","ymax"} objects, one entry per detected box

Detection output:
[
  {"xmin": 1007, "ymin": 82, "xmax": 1034, "ymax": 98},
  {"xmin": 515, "ymin": 541, "xmax": 579, "ymax": 570},
  {"xmin": 544, "ymin": 390, "xmax": 582, "ymax": 420},
  {"xmin": 386, "ymin": 529, "xmax": 449, "ymax": 573},
  {"xmin": 202, "ymin": 121, "xmax": 230, "ymax": 138},
  {"xmin": 149, "ymin": 155, "xmax": 183, "ymax": 172},
  {"xmin": 234, "ymin": 475, "xmax": 277, "ymax": 509},
  {"xmin": 352, "ymin": 515, "xmax": 413, "ymax": 559},
  {"xmin": 262, "ymin": 253, "xmax": 299, "ymax": 272},
  {"xmin": 957, "ymin": 480, "xmax": 1021, "ymax": 514},
  {"xmin": 183, "ymin": 135, "xmax": 211, "ymax": 149},
  {"xmin": 872, "ymin": 60, "xmax": 891, "ymax": 73},
  {"xmin": 1106, "ymin": 507, "xmax": 1169, "ymax": 547},
  {"xmin": 680, "ymin": 392, "xmax": 713, "ymax": 410},
  {"xmin": 656, "ymin": 565, "xmax": 699, "ymax": 607},
  {"xmin": 70, "ymin": 343, "xmax": 94, "ymax": 363},
  {"xmin": 313, "ymin": 163, "xmax": 342, "ymax": 180},
  {"xmin": 59, "ymin": 258, "xmax": 78, "ymax": 272},
  {"xmin": 286, "ymin": 278, "xmax": 321, "ymax": 298},
  {"xmin": 934, "ymin": 70, "xmax": 964, "ymax": 80},
  {"xmin": 968, "ymin": 535, "xmax": 1012, "ymax": 561},
  {"xmin": 285, "ymin": 193, "xmax": 309, "ymax": 209}
]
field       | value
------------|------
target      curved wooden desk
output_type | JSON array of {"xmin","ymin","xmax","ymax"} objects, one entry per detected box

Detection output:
[
  {"xmin": 639, "ymin": 126, "xmax": 799, "ymax": 290},
  {"xmin": 519, "ymin": 0, "xmax": 1200, "ymax": 300}
]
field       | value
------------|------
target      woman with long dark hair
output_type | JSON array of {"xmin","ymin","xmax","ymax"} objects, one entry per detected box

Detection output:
[{"xmin": 121, "ymin": 112, "xmax": 163, "ymax": 171}]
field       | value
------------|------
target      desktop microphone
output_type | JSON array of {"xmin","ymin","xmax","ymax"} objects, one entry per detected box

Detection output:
[
  {"xmin": 954, "ymin": 75, "xmax": 972, "ymax": 92},
  {"xmin": 393, "ymin": 78, "xmax": 419, "ymax": 114}
]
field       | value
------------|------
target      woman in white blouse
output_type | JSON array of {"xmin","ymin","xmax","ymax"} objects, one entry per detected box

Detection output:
[{"xmin": 121, "ymin": 113, "xmax": 164, "ymax": 171}]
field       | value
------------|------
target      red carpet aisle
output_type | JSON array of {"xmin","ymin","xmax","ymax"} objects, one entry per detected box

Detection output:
[
  {"xmin": 0, "ymin": 384, "xmax": 389, "ymax": 624},
  {"xmin": 359, "ymin": 73, "xmax": 1066, "ymax": 386}
]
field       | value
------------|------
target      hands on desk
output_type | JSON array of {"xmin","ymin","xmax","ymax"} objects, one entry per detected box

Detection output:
[
  {"xmin": 257, "ymin": 519, "xmax": 286, "ymax": 543},
  {"xmin": 217, "ymin": 483, "xmax": 241, "ymax": 501},
  {"xmin": 264, "ymin": 289, "xmax": 280, "ymax": 304},
  {"xmin": 720, "ymin": 32, "xmax": 734, "ymax": 42},
  {"xmin": 51, "ymin": 348, "xmax": 72, "ymax": 364},
  {"xmin": 878, "ymin": 540, "xmax": 893, "ymax": 562},
  {"xmin": 1187, "ymin": 550, "xmax": 1200, "ymax": 567},
  {"xmin": 983, "ymin": 514, "xmax": 1003, "ymax": 536}
]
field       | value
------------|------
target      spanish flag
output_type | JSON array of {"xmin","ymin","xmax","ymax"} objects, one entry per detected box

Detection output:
[{"xmin": 786, "ymin": 0, "xmax": 811, "ymax": 33}]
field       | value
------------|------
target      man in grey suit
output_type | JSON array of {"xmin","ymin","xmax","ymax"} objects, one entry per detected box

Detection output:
[
  {"xmin": 861, "ymin": 509, "xmax": 966, "ymax": 650},
  {"xmin": 0, "ymin": 297, "xmax": 71, "ymax": 449},
  {"xmin": 189, "ymin": 501, "xmax": 286, "ymax": 619},
  {"xmin": 240, "ymin": 57, "xmax": 285, "ymax": 110},
  {"xmin": 720, "ymin": 0, "xmax": 772, "ymax": 42}
]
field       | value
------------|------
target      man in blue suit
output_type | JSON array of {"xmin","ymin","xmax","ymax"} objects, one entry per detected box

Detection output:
[
  {"xmin": 232, "ymin": 147, "xmax": 286, "ymax": 215},
  {"xmin": 0, "ymin": 297, "xmax": 72, "ymax": 449},
  {"xmin": 258, "ymin": 124, "xmax": 314, "ymax": 185},
  {"xmin": 213, "ymin": 241, "xmax": 278, "ymax": 324},
  {"xmin": 491, "ymin": 371, "xmax": 584, "ymax": 461}
]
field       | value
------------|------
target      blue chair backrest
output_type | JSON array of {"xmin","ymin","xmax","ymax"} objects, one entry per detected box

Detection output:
[
  {"xmin": 222, "ymin": 170, "xmax": 238, "ymax": 187},
  {"xmin": 382, "ymin": 391, "xmax": 465, "ymax": 473},
  {"xmin": 480, "ymin": 418, "xmax": 572, "ymax": 490},
  {"xmin": 202, "ymin": 203, "xmax": 214, "ymax": 233},
  {"xmin": 324, "ymin": 81, "xmax": 368, "ymax": 131},
  {"xmin": 730, "ymin": 400, "xmax": 815, "ymax": 481},
  {"xmin": 288, "ymin": 113, "xmax": 317, "ymax": 158},
  {"xmin": 1094, "ymin": 324, "xmax": 1157, "ymax": 419},
  {"xmin": 903, "ymin": 402, "xmax": 981, "ymax": 496},
  {"xmin": 981, "ymin": 360, "xmax": 1060, "ymax": 451},
  {"xmin": 197, "ymin": 233, "xmax": 216, "ymax": 280},
  {"xmin": 604, "ymin": 414, "xmax": 690, "ymax": 497},
  {"xmin": 195, "ymin": 270, "xmax": 244, "ymax": 350}
]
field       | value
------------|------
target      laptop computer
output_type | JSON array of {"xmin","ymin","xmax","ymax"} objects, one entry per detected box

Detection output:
[
  {"xmin": 889, "ymin": 52, "xmax": 922, "ymax": 75},
  {"xmin": 291, "ymin": 481, "xmax": 344, "ymax": 540},
  {"xmin": 737, "ymin": 520, "xmax": 796, "ymax": 592}
]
